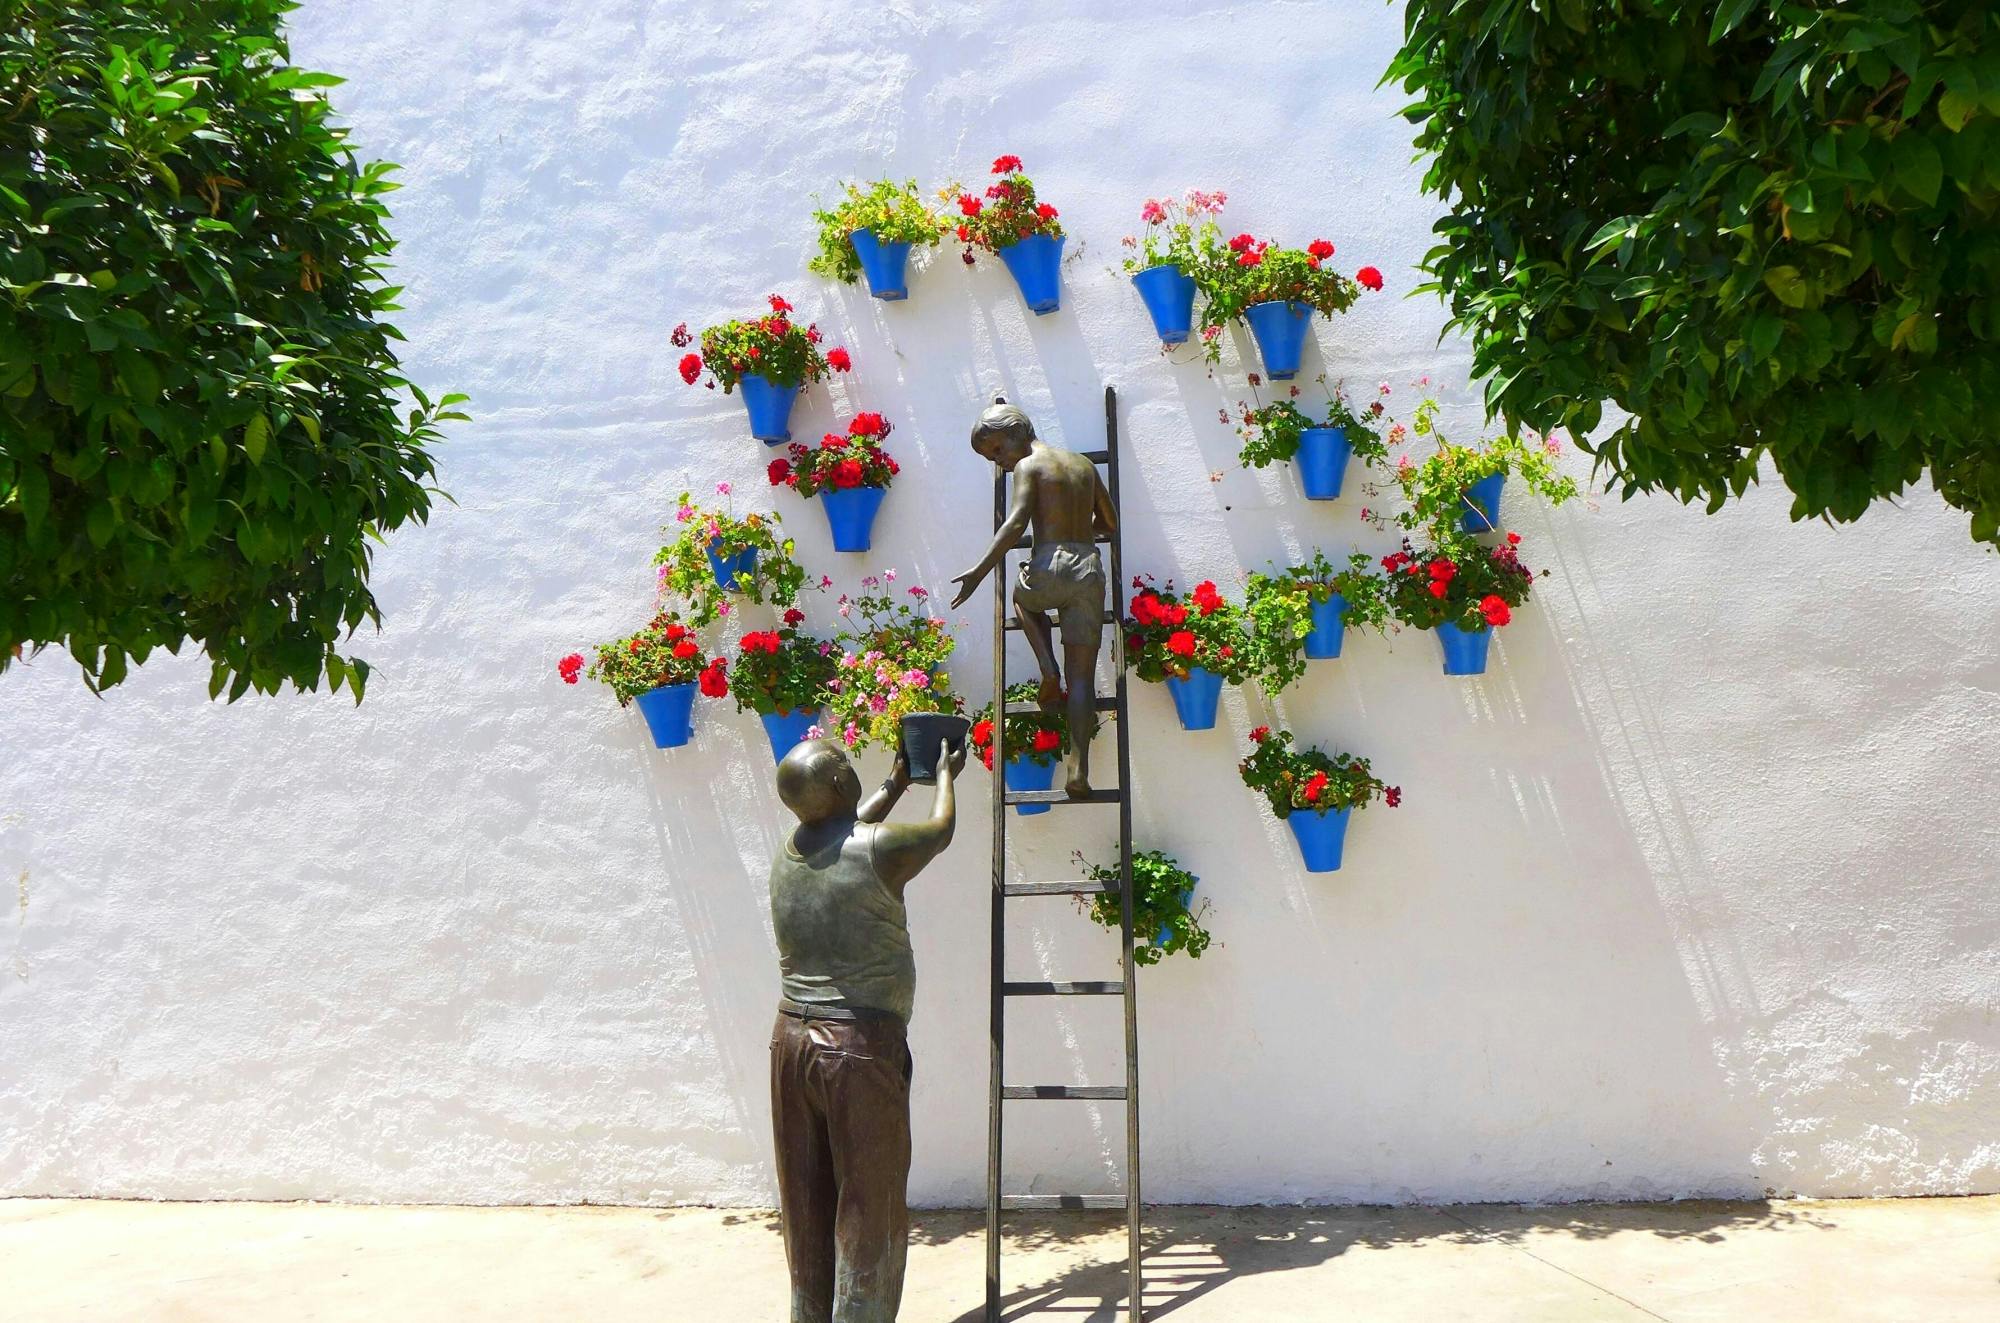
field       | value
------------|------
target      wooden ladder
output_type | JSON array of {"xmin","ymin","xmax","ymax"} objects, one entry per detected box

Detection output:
[{"xmin": 985, "ymin": 384, "xmax": 1141, "ymax": 1322}]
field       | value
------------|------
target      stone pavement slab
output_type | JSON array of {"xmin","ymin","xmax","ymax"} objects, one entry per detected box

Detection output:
[{"xmin": 2, "ymin": 1195, "xmax": 1995, "ymax": 1321}]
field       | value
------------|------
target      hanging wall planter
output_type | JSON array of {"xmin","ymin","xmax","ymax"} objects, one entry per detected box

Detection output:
[
  {"xmin": 1460, "ymin": 472, "xmax": 1506, "ymax": 532},
  {"xmin": 706, "ymin": 539, "xmax": 758, "ymax": 592},
  {"xmin": 1163, "ymin": 667, "xmax": 1223, "ymax": 730},
  {"xmin": 1303, "ymin": 592, "xmax": 1349, "ymax": 660},
  {"xmin": 759, "ymin": 707, "xmax": 820, "ymax": 762},
  {"xmin": 998, "ymin": 233, "xmax": 1065, "ymax": 315},
  {"xmin": 1242, "ymin": 299, "xmax": 1311, "ymax": 380},
  {"xmin": 819, "ymin": 485, "xmax": 886, "ymax": 552},
  {"xmin": 1002, "ymin": 755, "xmax": 1056, "ymax": 816},
  {"xmin": 635, "ymin": 681, "xmax": 698, "ymax": 749},
  {"xmin": 1296, "ymin": 426, "xmax": 1352, "ymax": 501},
  {"xmin": 1131, "ymin": 263, "xmax": 1196, "ymax": 345},
  {"xmin": 849, "ymin": 229, "xmax": 914, "ymax": 301},
  {"xmin": 1149, "ymin": 880, "xmax": 1196, "ymax": 948},
  {"xmin": 1286, "ymin": 807, "xmax": 1353, "ymax": 873},
  {"xmin": 1436, "ymin": 620, "xmax": 1493, "ymax": 675},
  {"xmin": 738, "ymin": 374, "xmax": 801, "ymax": 444}
]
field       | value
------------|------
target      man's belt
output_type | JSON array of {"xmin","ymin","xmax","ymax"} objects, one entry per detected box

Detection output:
[{"xmin": 778, "ymin": 997, "xmax": 903, "ymax": 1024}]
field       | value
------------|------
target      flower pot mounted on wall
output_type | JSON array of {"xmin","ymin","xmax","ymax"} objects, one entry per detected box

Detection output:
[
  {"xmin": 849, "ymin": 229, "xmax": 913, "ymax": 301},
  {"xmin": 1163, "ymin": 667, "xmax": 1223, "ymax": 731},
  {"xmin": 1131, "ymin": 263, "xmax": 1196, "ymax": 345},
  {"xmin": 1460, "ymin": 472, "xmax": 1506, "ymax": 533},
  {"xmin": 1296, "ymin": 426, "xmax": 1352, "ymax": 501},
  {"xmin": 818, "ymin": 486, "xmax": 886, "ymax": 553},
  {"xmin": 1304, "ymin": 593, "xmax": 1348, "ymax": 660},
  {"xmin": 1243, "ymin": 299, "xmax": 1311, "ymax": 379},
  {"xmin": 899, "ymin": 712, "xmax": 971, "ymax": 784},
  {"xmin": 1286, "ymin": 806, "xmax": 1352, "ymax": 873},
  {"xmin": 759, "ymin": 708, "xmax": 820, "ymax": 763},
  {"xmin": 1436, "ymin": 621, "xmax": 1493, "ymax": 675},
  {"xmin": 706, "ymin": 540, "xmax": 758, "ymax": 592},
  {"xmin": 997, "ymin": 233, "xmax": 1065, "ymax": 314},
  {"xmin": 1003, "ymin": 754, "xmax": 1056, "ymax": 816},
  {"xmin": 635, "ymin": 682, "xmax": 698, "ymax": 749},
  {"xmin": 738, "ymin": 373, "xmax": 800, "ymax": 444}
]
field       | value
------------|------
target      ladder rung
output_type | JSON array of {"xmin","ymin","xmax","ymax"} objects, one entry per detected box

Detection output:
[
  {"xmin": 1078, "ymin": 448, "xmax": 1109, "ymax": 465},
  {"xmin": 1003, "ymin": 788, "xmax": 1123, "ymax": 806},
  {"xmin": 1003, "ymin": 1085, "xmax": 1127, "ymax": 1100},
  {"xmin": 1003, "ymin": 879, "xmax": 1115, "ymax": 896},
  {"xmin": 1003, "ymin": 981, "xmax": 1124, "ymax": 996},
  {"xmin": 1005, "ymin": 610, "xmax": 1116, "ymax": 631},
  {"xmin": 1003, "ymin": 696, "xmax": 1118, "ymax": 715},
  {"xmin": 1001, "ymin": 1194, "xmax": 1128, "ymax": 1211}
]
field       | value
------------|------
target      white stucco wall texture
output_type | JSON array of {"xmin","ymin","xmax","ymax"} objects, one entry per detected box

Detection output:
[{"xmin": 4, "ymin": 0, "xmax": 1998, "ymax": 1210}]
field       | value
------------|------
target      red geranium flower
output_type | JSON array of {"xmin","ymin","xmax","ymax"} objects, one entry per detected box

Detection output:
[
  {"xmin": 678, "ymin": 353, "xmax": 702, "ymax": 385},
  {"xmin": 1356, "ymin": 266, "xmax": 1384, "ymax": 291},
  {"xmin": 970, "ymin": 719, "xmax": 995, "ymax": 747},
  {"xmin": 1166, "ymin": 630, "xmax": 1197, "ymax": 657},
  {"xmin": 1161, "ymin": 602, "xmax": 1188, "ymax": 627},
  {"xmin": 557, "ymin": 652, "xmax": 584, "ymax": 684},
  {"xmin": 1427, "ymin": 581, "xmax": 1449, "ymax": 599},
  {"xmin": 833, "ymin": 458, "xmax": 865, "ymax": 489},
  {"xmin": 767, "ymin": 458, "xmax": 792, "ymax": 486},
  {"xmin": 1479, "ymin": 595, "xmax": 1512, "ymax": 627},
  {"xmin": 1227, "ymin": 233, "xmax": 1256, "ymax": 252},
  {"xmin": 1303, "ymin": 771, "xmax": 1329, "ymax": 804},
  {"xmin": 849, "ymin": 412, "xmax": 887, "ymax": 437},
  {"xmin": 955, "ymin": 223, "xmax": 971, "ymax": 242},
  {"xmin": 958, "ymin": 193, "xmax": 983, "ymax": 217},
  {"xmin": 806, "ymin": 325, "xmax": 822, "ymax": 344},
  {"xmin": 664, "ymin": 622, "xmax": 688, "ymax": 642},
  {"xmin": 819, "ymin": 432, "xmax": 849, "ymax": 450},
  {"xmin": 1428, "ymin": 559, "xmax": 1457, "ymax": 582},
  {"xmin": 672, "ymin": 639, "xmax": 699, "ymax": 660},
  {"xmin": 1192, "ymin": 581, "xmax": 1223, "ymax": 616},
  {"xmin": 1384, "ymin": 786, "xmax": 1402, "ymax": 808},
  {"xmin": 1249, "ymin": 725, "xmax": 1270, "ymax": 743},
  {"xmin": 1036, "ymin": 203, "xmax": 1058, "ymax": 220},
  {"xmin": 1507, "ymin": 531, "xmax": 1522, "ymax": 546},
  {"xmin": 991, "ymin": 154, "xmax": 1022, "ymax": 174},
  {"xmin": 826, "ymin": 347, "xmax": 851, "ymax": 372},
  {"xmin": 669, "ymin": 322, "xmax": 691, "ymax": 348},
  {"xmin": 698, "ymin": 660, "xmax": 729, "ymax": 698},
  {"xmin": 768, "ymin": 293, "xmax": 792, "ymax": 313},
  {"xmin": 1237, "ymin": 249, "xmax": 1263, "ymax": 267},
  {"xmin": 1031, "ymin": 729, "xmax": 1062, "ymax": 754},
  {"xmin": 783, "ymin": 608, "xmax": 805, "ymax": 627},
  {"xmin": 1307, "ymin": 238, "xmax": 1335, "ymax": 260}
]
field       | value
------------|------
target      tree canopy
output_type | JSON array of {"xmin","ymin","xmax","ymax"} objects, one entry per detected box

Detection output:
[
  {"xmin": 1, "ymin": 0, "xmax": 462, "ymax": 700},
  {"xmin": 1389, "ymin": 1, "xmax": 2000, "ymax": 547}
]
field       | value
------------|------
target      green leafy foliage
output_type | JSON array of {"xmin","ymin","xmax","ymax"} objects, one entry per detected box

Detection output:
[
  {"xmin": 1237, "ymin": 726, "xmax": 1399, "ymax": 818},
  {"xmin": 1234, "ymin": 381, "xmax": 1392, "ymax": 471},
  {"xmin": 1077, "ymin": 847, "xmax": 1210, "ymax": 967},
  {"xmin": 653, "ymin": 490, "xmax": 810, "ymax": 629},
  {"xmin": 807, "ymin": 179, "xmax": 942, "ymax": 285},
  {"xmin": 1, "ymin": 0, "xmax": 462, "ymax": 698},
  {"xmin": 681, "ymin": 295, "xmax": 846, "ymax": 393},
  {"xmin": 580, "ymin": 611, "xmax": 721, "ymax": 706},
  {"xmin": 1388, "ymin": 2, "xmax": 2000, "ymax": 546},
  {"xmin": 1389, "ymin": 397, "xmax": 1579, "ymax": 540},
  {"xmin": 1243, "ymin": 551, "xmax": 1390, "ymax": 695},
  {"xmin": 719, "ymin": 622, "xmax": 835, "ymax": 719}
]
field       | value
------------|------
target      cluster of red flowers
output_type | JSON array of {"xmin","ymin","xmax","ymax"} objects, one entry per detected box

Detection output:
[
  {"xmin": 968, "ymin": 714, "xmax": 1062, "ymax": 771},
  {"xmin": 954, "ymin": 153, "xmax": 1063, "ymax": 256},
  {"xmin": 557, "ymin": 652, "xmax": 584, "ymax": 684},
  {"xmin": 1384, "ymin": 533, "xmax": 1527, "ymax": 628},
  {"xmin": 1302, "ymin": 770, "xmax": 1330, "ymax": 803},
  {"xmin": 663, "ymin": 619, "xmax": 702, "ymax": 659},
  {"xmin": 698, "ymin": 656, "xmax": 729, "ymax": 698},
  {"xmin": 677, "ymin": 297, "xmax": 851, "ymax": 390},
  {"xmin": 768, "ymin": 412, "xmax": 899, "ymax": 498},
  {"xmin": 1227, "ymin": 232, "xmax": 1268, "ymax": 268},
  {"xmin": 738, "ymin": 631, "xmax": 785, "ymax": 655}
]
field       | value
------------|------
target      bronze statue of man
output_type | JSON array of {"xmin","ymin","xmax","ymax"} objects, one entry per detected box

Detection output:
[
  {"xmin": 950, "ymin": 400, "xmax": 1116, "ymax": 797},
  {"xmin": 768, "ymin": 736, "xmax": 964, "ymax": 1323}
]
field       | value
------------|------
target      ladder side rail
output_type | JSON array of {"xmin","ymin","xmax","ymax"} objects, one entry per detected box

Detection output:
[
  {"xmin": 985, "ymin": 462, "xmax": 1007, "ymax": 1321},
  {"xmin": 1104, "ymin": 385, "xmax": 1143, "ymax": 1322}
]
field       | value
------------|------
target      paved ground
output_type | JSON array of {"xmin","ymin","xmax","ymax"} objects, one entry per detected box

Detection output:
[{"xmin": 4, "ymin": 1195, "xmax": 1997, "ymax": 1321}]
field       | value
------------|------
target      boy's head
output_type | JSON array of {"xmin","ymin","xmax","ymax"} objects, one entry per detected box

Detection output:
[
  {"xmin": 970, "ymin": 402, "xmax": 1036, "ymax": 469},
  {"xmin": 776, "ymin": 739, "xmax": 863, "ymax": 823}
]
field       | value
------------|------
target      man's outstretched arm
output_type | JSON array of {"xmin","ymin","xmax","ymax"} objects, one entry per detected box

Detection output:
[
  {"xmin": 950, "ymin": 466, "xmax": 1036, "ymax": 608},
  {"xmin": 870, "ymin": 740, "xmax": 963, "ymax": 892},
  {"xmin": 856, "ymin": 750, "xmax": 910, "ymax": 825}
]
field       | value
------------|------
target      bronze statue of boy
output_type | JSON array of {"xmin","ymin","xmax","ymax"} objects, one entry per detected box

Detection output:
[
  {"xmin": 950, "ymin": 401, "xmax": 1115, "ymax": 797},
  {"xmin": 767, "ymin": 735, "xmax": 964, "ymax": 1323}
]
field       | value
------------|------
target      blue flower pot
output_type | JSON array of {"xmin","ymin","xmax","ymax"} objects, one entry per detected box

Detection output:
[
  {"xmin": 706, "ymin": 540, "xmax": 757, "ymax": 592},
  {"xmin": 1460, "ymin": 472, "xmax": 1506, "ymax": 532},
  {"xmin": 1003, "ymin": 754, "xmax": 1057, "ymax": 816},
  {"xmin": 849, "ymin": 229, "xmax": 913, "ymax": 301},
  {"xmin": 1243, "ymin": 300, "xmax": 1312, "ymax": 379},
  {"xmin": 1163, "ymin": 666, "xmax": 1223, "ymax": 731},
  {"xmin": 1286, "ymin": 807, "xmax": 1352, "ymax": 874},
  {"xmin": 819, "ymin": 485, "xmax": 886, "ymax": 553},
  {"xmin": 634, "ymin": 682, "xmax": 697, "ymax": 749},
  {"xmin": 997, "ymin": 233, "xmax": 1065, "ymax": 315},
  {"xmin": 738, "ymin": 373, "xmax": 800, "ymax": 445},
  {"xmin": 1150, "ymin": 884, "xmax": 1196, "ymax": 949},
  {"xmin": 1304, "ymin": 593, "xmax": 1348, "ymax": 660},
  {"xmin": 759, "ymin": 708, "xmax": 820, "ymax": 762},
  {"xmin": 1131, "ymin": 263, "xmax": 1196, "ymax": 345},
  {"xmin": 1297, "ymin": 426, "xmax": 1352, "ymax": 500},
  {"xmin": 1437, "ymin": 621, "xmax": 1493, "ymax": 675}
]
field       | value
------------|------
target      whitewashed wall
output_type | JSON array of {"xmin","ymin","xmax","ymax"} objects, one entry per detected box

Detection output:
[{"xmin": 3, "ymin": 0, "xmax": 1997, "ymax": 1208}]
